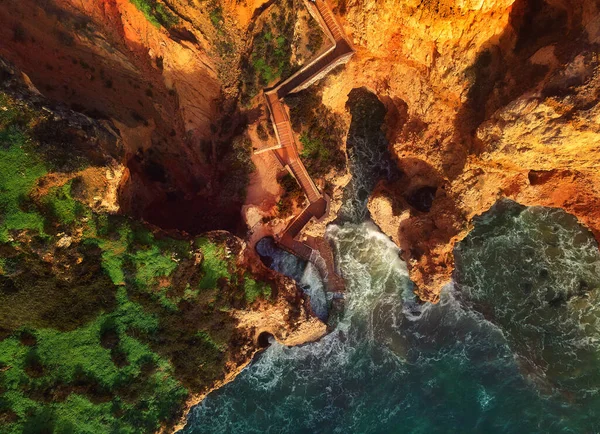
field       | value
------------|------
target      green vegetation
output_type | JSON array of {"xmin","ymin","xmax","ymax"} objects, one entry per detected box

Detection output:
[
  {"xmin": 203, "ymin": 0, "xmax": 236, "ymax": 74},
  {"xmin": 277, "ymin": 173, "xmax": 303, "ymax": 217},
  {"xmin": 286, "ymin": 88, "xmax": 346, "ymax": 178},
  {"xmin": 41, "ymin": 181, "xmax": 86, "ymax": 226},
  {"xmin": 219, "ymin": 135, "xmax": 256, "ymax": 201},
  {"xmin": 0, "ymin": 89, "xmax": 273, "ymax": 432},
  {"xmin": 244, "ymin": 275, "xmax": 272, "ymax": 304},
  {"xmin": 129, "ymin": 0, "xmax": 179, "ymax": 29},
  {"xmin": 238, "ymin": 0, "xmax": 326, "ymax": 106},
  {"xmin": 197, "ymin": 237, "xmax": 230, "ymax": 290},
  {"xmin": 300, "ymin": 133, "xmax": 330, "ymax": 165},
  {"xmin": 209, "ymin": 6, "xmax": 223, "ymax": 29},
  {"xmin": 0, "ymin": 95, "xmax": 47, "ymax": 243},
  {"xmin": 0, "ymin": 288, "xmax": 186, "ymax": 434},
  {"xmin": 252, "ymin": 33, "xmax": 288, "ymax": 85},
  {"xmin": 256, "ymin": 122, "xmax": 271, "ymax": 141},
  {"xmin": 207, "ymin": 133, "xmax": 256, "ymax": 205},
  {"xmin": 240, "ymin": 2, "xmax": 297, "ymax": 105},
  {"xmin": 93, "ymin": 218, "xmax": 130, "ymax": 286},
  {"xmin": 305, "ymin": 16, "xmax": 324, "ymax": 53},
  {"xmin": 0, "ymin": 133, "xmax": 47, "ymax": 243}
]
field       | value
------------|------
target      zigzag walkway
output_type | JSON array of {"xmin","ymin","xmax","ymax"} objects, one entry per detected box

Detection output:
[{"xmin": 260, "ymin": 0, "xmax": 353, "ymax": 293}]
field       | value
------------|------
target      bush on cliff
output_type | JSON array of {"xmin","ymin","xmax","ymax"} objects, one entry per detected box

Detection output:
[
  {"xmin": 129, "ymin": 0, "xmax": 179, "ymax": 29},
  {"xmin": 277, "ymin": 173, "xmax": 304, "ymax": 217},
  {"xmin": 286, "ymin": 88, "xmax": 346, "ymax": 178},
  {"xmin": 240, "ymin": 1, "xmax": 297, "ymax": 105}
]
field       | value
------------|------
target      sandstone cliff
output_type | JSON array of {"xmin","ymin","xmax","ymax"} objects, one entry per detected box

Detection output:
[{"xmin": 311, "ymin": 0, "xmax": 600, "ymax": 301}]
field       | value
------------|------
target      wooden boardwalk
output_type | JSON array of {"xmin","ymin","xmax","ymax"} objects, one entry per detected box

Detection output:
[{"xmin": 261, "ymin": 0, "xmax": 353, "ymax": 292}]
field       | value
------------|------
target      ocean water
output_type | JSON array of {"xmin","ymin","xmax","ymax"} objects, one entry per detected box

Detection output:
[
  {"xmin": 181, "ymin": 90, "xmax": 600, "ymax": 433},
  {"xmin": 256, "ymin": 237, "xmax": 328, "ymax": 321},
  {"xmin": 182, "ymin": 204, "xmax": 600, "ymax": 433}
]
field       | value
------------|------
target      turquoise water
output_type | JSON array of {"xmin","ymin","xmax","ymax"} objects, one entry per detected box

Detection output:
[
  {"xmin": 182, "ymin": 204, "xmax": 600, "ymax": 433},
  {"xmin": 181, "ymin": 89, "xmax": 600, "ymax": 433}
]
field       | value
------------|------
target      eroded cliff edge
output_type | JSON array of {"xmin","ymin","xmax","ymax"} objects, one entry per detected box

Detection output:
[
  {"xmin": 314, "ymin": 0, "xmax": 600, "ymax": 301},
  {"xmin": 0, "ymin": 57, "xmax": 325, "ymax": 433}
]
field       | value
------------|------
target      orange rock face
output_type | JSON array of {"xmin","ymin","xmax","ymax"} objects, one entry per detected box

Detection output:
[
  {"xmin": 0, "ymin": 0, "xmax": 255, "ymax": 234},
  {"xmin": 315, "ymin": 0, "xmax": 600, "ymax": 301},
  {"xmin": 2, "ymin": 0, "xmax": 598, "ymax": 301}
]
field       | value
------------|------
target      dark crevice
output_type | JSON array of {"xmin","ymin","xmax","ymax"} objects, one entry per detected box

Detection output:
[
  {"xmin": 405, "ymin": 186, "xmax": 437, "ymax": 213},
  {"xmin": 257, "ymin": 331, "xmax": 274, "ymax": 348}
]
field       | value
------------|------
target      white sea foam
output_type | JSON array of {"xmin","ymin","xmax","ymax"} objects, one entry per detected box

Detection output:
[
  {"xmin": 299, "ymin": 262, "xmax": 328, "ymax": 320},
  {"xmin": 183, "ymin": 200, "xmax": 600, "ymax": 434}
]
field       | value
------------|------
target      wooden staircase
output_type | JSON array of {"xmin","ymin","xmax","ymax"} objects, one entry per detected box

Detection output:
[{"xmin": 260, "ymin": 0, "xmax": 354, "ymax": 292}]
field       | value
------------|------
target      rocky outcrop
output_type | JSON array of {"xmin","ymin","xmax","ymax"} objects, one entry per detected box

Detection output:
[
  {"xmin": 282, "ymin": 0, "xmax": 600, "ymax": 301},
  {"xmin": 316, "ymin": 0, "xmax": 600, "ymax": 301}
]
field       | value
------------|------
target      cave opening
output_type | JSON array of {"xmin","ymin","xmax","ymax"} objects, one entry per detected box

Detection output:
[
  {"xmin": 257, "ymin": 331, "xmax": 275, "ymax": 348},
  {"xmin": 406, "ymin": 186, "xmax": 437, "ymax": 213}
]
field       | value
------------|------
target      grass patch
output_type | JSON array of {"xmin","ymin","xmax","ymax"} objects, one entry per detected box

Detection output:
[
  {"xmin": 41, "ymin": 181, "xmax": 86, "ymax": 226},
  {"xmin": 132, "ymin": 246, "xmax": 178, "ymax": 288},
  {"xmin": 0, "ymin": 243, "xmax": 117, "ymax": 333},
  {"xmin": 197, "ymin": 237, "xmax": 230, "ymax": 290},
  {"xmin": 129, "ymin": 0, "xmax": 179, "ymax": 29},
  {"xmin": 0, "ymin": 137, "xmax": 47, "ymax": 242},
  {"xmin": 0, "ymin": 208, "xmax": 259, "ymax": 431},
  {"xmin": 0, "ymin": 287, "xmax": 186, "ymax": 433},
  {"xmin": 93, "ymin": 218, "xmax": 131, "ymax": 286},
  {"xmin": 244, "ymin": 275, "xmax": 272, "ymax": 304},
  {"xmin": 0, "ymin": 95, "xmax": 48, "ymax": 242}
]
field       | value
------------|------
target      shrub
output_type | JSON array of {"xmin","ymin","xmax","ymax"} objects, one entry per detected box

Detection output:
[
  {"xmin": 240, "ymin": 1, "xmax": 297, "ymax": 103},
  {"xmin": 209, "ymin": 6, "xmax": 223, "ymax": 29},
  {"xmin": 256, "ymin": 122, "xmax": 270, "ymax": 141},
  {"xmin": 285, "ymin": 88, "xmax": 346, "ymax": 178},
  {"xmin": 305, "ymin": 20, "xmax": 324, "ymax": 53},
  {"xmin": 244, "ymin": 275, "xmax": 272, "ymax": 303},
  {"xmin": 219, "ymin": 135, "xmax": 256, "ymax": 201},
  {"xmin": 129, "ymin": 0, "xmax": 179, "ymax": 29},
  {"xmin": 277, "ymin": 173, "xmax": 303, "ymax": 217}
]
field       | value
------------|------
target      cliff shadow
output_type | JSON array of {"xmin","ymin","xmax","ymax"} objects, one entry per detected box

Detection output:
[
  {"xmin": 0, "ymin": 0, "xmax": 257, "ymax": 235},
  {"xmin": 450, "ymin": 0, "xmax": 590, "ymax": 179},
  {"xmin": 337, "ymin": 87, "xmax": 403, "ymax": 223}
]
